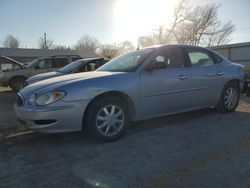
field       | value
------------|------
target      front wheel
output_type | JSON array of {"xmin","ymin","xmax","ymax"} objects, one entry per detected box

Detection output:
[
  {"xmin": 86, "ymin": 97, "xmax": 129, "ymax": 141},
  {"xmin": 216, "ymin": 82, "xmax": 240, "ymax": 113}
]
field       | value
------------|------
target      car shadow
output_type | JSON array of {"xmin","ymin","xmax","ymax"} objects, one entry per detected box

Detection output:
[{"xmin": 3, "ymin": 106, "xmax": 250, "ymax": 146}]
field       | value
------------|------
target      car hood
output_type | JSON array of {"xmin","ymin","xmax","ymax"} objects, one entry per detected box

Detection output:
[
  {"xmin": 27, "ymin": 71, "xmax": 65, "ymax": 84},
  {"xmin": 20, "ymin": 71, "xmax": 119, "ymax": 98}
]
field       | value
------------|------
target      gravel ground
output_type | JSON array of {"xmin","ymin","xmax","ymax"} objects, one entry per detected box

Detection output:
[{"xmin": 0, "ymin": 88, "xmax": 250, "ymax": 188}]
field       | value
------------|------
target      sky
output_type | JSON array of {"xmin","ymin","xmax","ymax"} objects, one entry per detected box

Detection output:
[{"xmin": 0, "ymin": 0, "xmax": 250, "ymax": 48}]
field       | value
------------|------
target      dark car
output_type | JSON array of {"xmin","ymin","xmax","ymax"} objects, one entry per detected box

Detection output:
[
  {"xmin": 0, "ymin": 55, "xmax": 81, "ymax": 91},
  {"xmin": 26, "ymin": 57, "xmax": 109, "ymax": 85}
]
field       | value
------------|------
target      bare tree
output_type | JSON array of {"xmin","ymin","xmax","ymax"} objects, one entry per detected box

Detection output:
[
  {"xmin": 74, "ymin": 35, "xmax": 99, "ymax": 52},
  {"xmin": 138, "ymin": 35, "xmax": 156, "ymax": 48},
  {"xmin": 38, "ymin": 34, "xmax": 54, "ymax": 49},
  {"xmin": 204, "ymin": 21, "xmax": 235, "ymax": 46},
  {"xmin": 137, "ymin": 1, "xmax": 234, "ymax": 47},
  {"xmin": 3, "ymin": 35, "xmax": 20, "ymax": 48},
  {"xmin": 172, "ymin": 3, "xmax": 235, "ymax": 46},
  {"xmin": 119, "ymin": 40, "xmax": 135, "ymax": 54},
  {"xmin": 138, "ymin": 0, "xmax": 190, "ymax": 47},
  {"xmin": 138, "ymin": 26, "xmax": 169, "ymax": 48},
  {"xmin": 53, "ymin": 45, "xmax": 70, "ymax": 50},
  {"xmin": 97, "ymin": 41, "xmax": 135, "ymax": 58},
  {"xmin": 97, "ymin": 43, "xmax": 120, "ymax": 58}
]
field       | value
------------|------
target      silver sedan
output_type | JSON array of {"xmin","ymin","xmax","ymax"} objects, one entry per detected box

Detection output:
[{"xmin": 15, "ymin": 45, "xmax": 245, "ymax": 141}]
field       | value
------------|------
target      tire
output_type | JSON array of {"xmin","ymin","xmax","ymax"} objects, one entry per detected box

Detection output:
[
  {"xmin": 9, "ymin": 77, "xmax": 27, "ymax": 92},
  {"xmin": 86, "ymin": 96, "xmax": 129, "ymax": 142},
  {"xmin": 216, "ymin": 81, "xmax": 240, "ymax": 113}
]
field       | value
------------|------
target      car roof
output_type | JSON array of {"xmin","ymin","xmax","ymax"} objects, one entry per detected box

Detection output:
[
  {"xmin": 35, "ymin": 55, "xmax": 81, "ymax": 60},
  {"xmin": 77, "ymin": 57, "xmax": 109, "ymax": 62},
  {"xmin": 144, "ymin": 44, "xmax": 210, "ymax": 50}
]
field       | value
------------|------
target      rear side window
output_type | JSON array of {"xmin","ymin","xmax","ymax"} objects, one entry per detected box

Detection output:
[
  {"xmin": 154, "ymin": 47, "xmax": 185, "ymax": 69},
  {"xmin": 51, "ymin": 58, "xmax": 68, "ymax": 68},
  {"xmin": 187, "ymin": 49, "xmax": 215, "ymax": 67}
]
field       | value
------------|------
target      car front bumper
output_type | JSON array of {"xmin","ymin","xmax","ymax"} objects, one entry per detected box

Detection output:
[{"xmin": 14, "ymin": 99, "xmax": 90, "ymax": 133}]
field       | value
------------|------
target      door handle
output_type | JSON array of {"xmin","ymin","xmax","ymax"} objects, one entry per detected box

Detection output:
[
  {"xmin": 204, "ymin": 71, "xmax": 224, "ymax": 77},
  {"xmin": 217, "ymin": 71, "xmax": 224, "ymax": 76},
  {"xmin": 179, "ymin": 75, "xmax": 188, "ymax": 80}
]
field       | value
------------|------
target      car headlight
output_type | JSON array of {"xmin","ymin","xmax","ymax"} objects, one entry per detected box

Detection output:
[
  {"xmin": 33, "ymin": 91, "xmax": 66, "ymax": 106},
  {"xmin": 28, "ymin": 94, "xmax": 36, "ymax": 105}
]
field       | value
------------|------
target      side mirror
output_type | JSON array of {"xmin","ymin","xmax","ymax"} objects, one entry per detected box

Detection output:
[{"xmin": 145, "ymin": 61, "xmax": 166, "ymax": 71}]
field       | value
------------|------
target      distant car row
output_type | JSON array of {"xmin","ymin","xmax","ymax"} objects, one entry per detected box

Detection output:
[{"xmin": 0, "ymin": 55, "xmax": 109, "ymax": 91}]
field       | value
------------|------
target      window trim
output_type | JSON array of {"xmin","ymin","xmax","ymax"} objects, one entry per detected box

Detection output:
[
  {"xmin": 184, "ymin": 47, "xmax": 216, "ymax": 68},
  {"xmin": 145, "ymin": 47, "xmax": 188, "ymax": 70}
]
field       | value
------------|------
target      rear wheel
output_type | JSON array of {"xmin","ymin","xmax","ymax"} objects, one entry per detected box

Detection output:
[
  {"xmin": 86, "ymin": 97, "xmax": 129, "ymax": 141},
  {"xmin": 216, "ymin": 82, "xmax": 240, "ymax": 113},
  {"xmin": 9, "ymin": 77, "xmax": 27, "ymax": 92}
]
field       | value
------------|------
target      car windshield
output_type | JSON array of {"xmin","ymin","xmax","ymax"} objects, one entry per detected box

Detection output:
[
  {"xmin": 58, "ymin": 59, "xmax": 84, "ymax": 73},
  {"xmin": 96, "ymin": 48, "xmax": 155, "ymax": 72}
]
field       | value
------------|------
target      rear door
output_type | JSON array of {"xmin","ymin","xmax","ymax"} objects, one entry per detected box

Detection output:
[
  {"xmin": 140, "ymin": 46, "xmax": 192, "ymax": 117},
  {"xmin": 185, "ymin": 47, "xmax": 225, "ymax": 108}
]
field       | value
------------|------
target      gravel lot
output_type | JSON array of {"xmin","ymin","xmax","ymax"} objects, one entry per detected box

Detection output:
[{"xmin": 1, "ymin": 87, "xmax": 250, "ymax": 188}]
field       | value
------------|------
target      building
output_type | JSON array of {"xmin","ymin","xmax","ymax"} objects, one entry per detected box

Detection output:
[
  {"xmin": 0, "ymin": 47, "xmax": 97, "ymax": 63},
  {"xmin": 210, "ymin": 42, "xmax": 250, "ymax": 71}
]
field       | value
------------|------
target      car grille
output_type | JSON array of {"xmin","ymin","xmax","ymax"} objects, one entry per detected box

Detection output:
[{"xmin": 16, "ymin": 93, "xmax": 24, "ymax": 107}]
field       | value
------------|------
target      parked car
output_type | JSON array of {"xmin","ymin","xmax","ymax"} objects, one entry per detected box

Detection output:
[
  {"xmin": 0, "ymin": 56, "xmax": 24, "ymax": 71},
  {"xmin": 26, "ymin": 58, "xmax": 109, "ymax": 85},
  {"xmin": 0, "ymin": 55, "xmax": 81, "ymax": 91},
  {"xmin": 15, "ymin": 45, "xmax": 246, "ymax": 141}
]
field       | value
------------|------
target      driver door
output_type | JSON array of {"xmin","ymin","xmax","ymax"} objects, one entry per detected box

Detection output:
[{"xmin": 139, "ymin": 47, "xmax": 192, "ymax": 118}]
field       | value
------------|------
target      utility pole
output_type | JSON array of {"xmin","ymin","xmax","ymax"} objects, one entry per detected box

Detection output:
[{"xmin": 44, "ymin": 33, "xmax": 47, "ymax": 49}]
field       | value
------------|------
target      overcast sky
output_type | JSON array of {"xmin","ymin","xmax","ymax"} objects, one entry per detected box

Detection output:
[{"xmin": 0, "ymin": 0, "xmax": 249, "ymax": 48}]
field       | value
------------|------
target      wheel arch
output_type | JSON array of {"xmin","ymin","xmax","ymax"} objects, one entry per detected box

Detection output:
[
  {"xmin": 225, "ymin": 79, "xmax": 241, "ymax": 91},
  {"xmin": 82, "ymin": 90, "xmax": 136, "ymax": 130},
  {"xmin": 8, "ymin": 75, "xmax": 28, "ymax": 86},
  {"xmin": 226, "ymin": 79, "xmax": 240, "ymax": 85}
]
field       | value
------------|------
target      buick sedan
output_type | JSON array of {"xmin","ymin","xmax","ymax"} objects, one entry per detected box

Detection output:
[{"xmin": 15, "ymin": 45, "xmax": 245, "ymax": 141}]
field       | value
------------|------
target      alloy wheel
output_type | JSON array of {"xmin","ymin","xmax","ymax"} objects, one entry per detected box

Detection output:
[
  {"xmin": 224, "ymin": 87, "xmax": 237, "ymax": 110},
  {"xmin": 95, "ymin": 105, "xmax": 125, "ymax": 137}
]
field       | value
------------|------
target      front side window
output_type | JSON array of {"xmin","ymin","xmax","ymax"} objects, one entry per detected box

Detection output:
[
  {"xmin": 153, "ymin": 47, "xmax": 185, "ymax": 69},
  {"xmin": 187, "ymin": 49, "xmax": 215, "ymax": 67}
]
